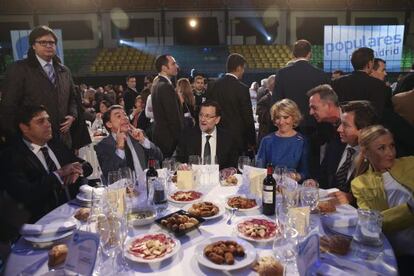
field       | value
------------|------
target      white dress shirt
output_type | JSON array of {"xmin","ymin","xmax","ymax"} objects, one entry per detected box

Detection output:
[
  {"xmin": 113, "ymin": 133, "xmax": 151, "ymax": 175},
  {"xmin": 145, "ymin": 94, "xmax": 154, "ymax": 121},
  {"xmin": 225, "ymin": 73, "xmax": 238, "ymax": 80},
  {"xmin": 36, "ymin": 55, "xmax": 54, "ymax": 75},
  {"xmin": 336, "ymin": 144, "xmax": 359, "ymax": 181},
  {"xmin": 201, "ymin": 127, "xmax": 217, "ymax": 164}
]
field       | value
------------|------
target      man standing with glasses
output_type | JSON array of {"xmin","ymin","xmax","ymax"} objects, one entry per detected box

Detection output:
[
  {"xmin": 1, "ymin": 25, "xmax": 78, "ymax": 148},
  {"xmin": 176, "ymin": 101, "xmax": 238, "ymax": 169}
]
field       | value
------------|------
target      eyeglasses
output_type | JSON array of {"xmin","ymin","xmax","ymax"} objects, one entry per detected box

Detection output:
[
  {"xmin": 199, "ymin": 113, "xmax": 216, "ymax": 119},
  {"xmin": 35, "ymin": 40, "xmax": 56, "ymax": 46}
]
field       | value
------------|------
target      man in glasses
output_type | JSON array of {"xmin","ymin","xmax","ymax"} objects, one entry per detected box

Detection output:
[
  {"xmin": 175, "ymin": 100, "xmax": 238, "ymax": 169},
  {"xmin": 1, "ymin": 25, "xmax": 80, "ymax": 149}
]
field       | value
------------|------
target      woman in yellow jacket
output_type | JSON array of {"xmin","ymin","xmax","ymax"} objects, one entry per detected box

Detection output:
[{"xmin": 351, "ymin": 125, "xmax": 414, "ymax": 274}]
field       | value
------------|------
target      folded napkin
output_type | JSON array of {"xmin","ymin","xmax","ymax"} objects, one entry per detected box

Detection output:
[
  {"xmin": 318, "ymin": 255, "xmax": 377, "ymax": 276},
  {"xmin": 242, "ymin": 165, "xmax": 266, "ymax": 198},
  {"xmin": 20, "ymin": 220, "xmax": 77, "ymax": 236},
  {"xmin": 322, "ymin": 204, "xmax": 358, "ymax": 228},
  {"xmin": 319, "ymin": 188, "xmax": 340, "ymax": 199}
]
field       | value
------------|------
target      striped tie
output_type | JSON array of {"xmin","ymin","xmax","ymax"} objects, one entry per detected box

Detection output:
[
  {"xmin": 41, "ymin": 147, "xmax": 57, "ymax": 172},
  {"xmin": 335, "ymin": 147, "xmax": 356, "ymax": 192},
  {"xmin": 44, "ymin": 63, "xmax": 56, "ymax": 84}
]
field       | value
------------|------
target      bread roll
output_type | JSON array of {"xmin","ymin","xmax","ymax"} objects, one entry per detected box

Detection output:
[{"xmin": 48, "ymin": 244, "xmax": 68, "ymax": 267}]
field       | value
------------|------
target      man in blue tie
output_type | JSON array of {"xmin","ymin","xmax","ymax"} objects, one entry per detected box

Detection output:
[{"xmin": 0, "ymin": 25, "xmax": 79, "ymax": 148}]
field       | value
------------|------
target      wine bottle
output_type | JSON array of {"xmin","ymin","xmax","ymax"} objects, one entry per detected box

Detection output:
[
  {"xmin": 262, "ymin": 163, "xmax": 276, "ymax": 215},
  {"xmin": 146, "ymin": 159, "xmax": 158, "ymax": 197}
]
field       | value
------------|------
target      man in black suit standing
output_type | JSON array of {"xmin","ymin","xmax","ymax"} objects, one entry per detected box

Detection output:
[
  {"xmin": 151, "ymin": 54, "xmax": 184, "ymax": 157},
  {"xmin": 1, "ymin": 105, "xmax": 92, "ymax": 223},
  {"xmin": 95, "ymin": 105, "xmax": 163, "ymax": 181},
  {"xmin": 273, "ymin": 39, "xmax": 329, "ymax": 136},
  {"xmin": 332, "ymin": 47, "xmax": 388, "ymax": 116},
  {"xmin": 123, "ymin": 75, "xmax": 139, "ymax": 114},
  {"xmin": 206, "ymin": 53, "xmax": 255, "ymax": 155},
  {"xmin": 176, "ymin": 101, "xmax": 238, "ymax": 169},
  {"xmin": 1, "ymin": 26, "xmax": 78, "ymax": 148}
]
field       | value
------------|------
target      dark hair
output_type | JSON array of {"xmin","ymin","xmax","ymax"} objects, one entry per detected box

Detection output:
[
  {"xmin": 306, "ymin": 84, "xmax": 339, "ymax": 106},
  {"xmin": 351, "ymin": 47, "xmax": 374, "ymax": 70},
  {"xmin": 293, "ymin": 39, "xmax": 312, "ymax": 58},
  {"xmin": 341, "ymin": 101, "xmax": 379, "ymax": 130},
  {"xmin": 155, "ymin": 54, "xmax": 170, "ymax": 73},
  {"xmin": 145, "ymin": 74, "xmax": 155, "ymax": 83},
  {"xmin": 140, "ymin": 88, "xmax": 151, "ymax": 104},
  {"xmin": 16, "ymin": 105, "xmax": 47, "ymax": 127},
  {"xmin": 373, "ymin": 58, "xmax": 386, "ymax": 71},
  {"xmin": 99, "ymin": 100, "xmax": 111, "ymax": 109},
  {"xmin": 200, "ymin": 100, "xmax": 222, "ymax": 117},
  {"xmin": 226, "ymin": 53, "xmax": 246, "ymax": 73},
  {"xmin": 126, "ymin": 75, "xmax": 135, "ymax": 82},
  {"xmin": 29, "ymin": 25, "xmax": 58, "ymax": 46},
  {"xmin": 102, "ymin": 105, "xmax": 124, "ymax": 131}
]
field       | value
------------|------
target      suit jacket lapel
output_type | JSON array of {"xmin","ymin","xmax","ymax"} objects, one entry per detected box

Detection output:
[{"xmin": 17, "ymin": 140, "xmax": 49, "ymax": 173}]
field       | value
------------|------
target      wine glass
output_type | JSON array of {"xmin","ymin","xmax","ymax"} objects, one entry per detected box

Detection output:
[
  {"xmin": 119, "ymin": 167, "xmax": 135, "ymax": 195},
  {"xmin": 162, "ymin": 158, "xmax": 177, "ymax": 182},
  {"xmin": 301, "ymin": 179, "xmax": 319, "ymax": 212},
  {"xmin": 272, "ymin": 219, "xmax": 299, "ymax": 264},
  {"xmin": 238, "ymin": 156, "xmax": 251, "ymax": 173},
  {"xmin": 188, "ymin": 155, "xmax": 201, "ymax": 166},
  {"xmin": 107, "ymin": 170, "xmax": 121, "ymax": 187}
]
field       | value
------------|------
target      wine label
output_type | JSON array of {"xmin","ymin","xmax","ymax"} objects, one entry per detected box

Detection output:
[{"xmin": 263, "ymin": 190, "xmax": 274, "ymax": 204}]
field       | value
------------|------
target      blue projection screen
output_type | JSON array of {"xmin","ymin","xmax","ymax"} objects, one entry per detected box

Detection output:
[{"xmin": 323, "ymin": 25, "xmax": 404, "ymax": 72}]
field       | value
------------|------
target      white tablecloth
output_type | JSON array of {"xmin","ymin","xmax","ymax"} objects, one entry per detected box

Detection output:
[{"xmin": 5, "ymin": 183, "xmax": 398, "ymax": 276}]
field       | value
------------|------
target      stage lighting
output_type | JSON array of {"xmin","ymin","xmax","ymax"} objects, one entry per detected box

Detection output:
[
  {"xmin": 189, "ymin": 18, "xmax": 198, "ymax": 28},
  {"xmin": 119, "ymin": 39, "xmax": 124, "ymax": 44},
  {"xmin": 266, "ymin": 36, "xmax": 272, "ymax": 41}
]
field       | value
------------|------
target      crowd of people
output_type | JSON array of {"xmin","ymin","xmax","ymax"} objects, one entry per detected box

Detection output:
[{"xmin": 0, "ymin": 25, "xmax": 413, "ymax": 273}]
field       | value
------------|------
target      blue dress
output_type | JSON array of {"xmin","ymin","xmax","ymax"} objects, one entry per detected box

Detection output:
[{"xmin": 256, "ymin": 132, "xmax": 309, "ymax": 180}]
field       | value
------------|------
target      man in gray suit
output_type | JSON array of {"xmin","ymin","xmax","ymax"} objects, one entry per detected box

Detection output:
[
  {"xmin": 95, "ymin": 105, "xmax": 163, "ymax": 181},
  {"xmin": 1, "ymin": 25, "xmax": 78, "ymax": 147}
]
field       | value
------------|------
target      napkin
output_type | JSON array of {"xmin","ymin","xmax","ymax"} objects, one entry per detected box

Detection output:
[
  {"xmin": 243, "ymin": 165, "xmax": 266, "ymax": 198},
  {"xmin": 177, "ymin": 170, "xmax": 194, "ymax": 189},
  {"xmin": 319, "ymin": 188, "xmax": 340, "ymax": 199},
  {"xmin": 78, "ymin": 185, "xmax": 94, "ymax": 199},
  {"xmin": 20, "ymin": 220, "xmax": 77, "ymax": 236},
  {"xmin": 322, "ymin": 204, "xmax": 358, "ymax": 228},
  {"xmin": 288, "ymin": 206, "xmax": 310, "ymax": 236}
]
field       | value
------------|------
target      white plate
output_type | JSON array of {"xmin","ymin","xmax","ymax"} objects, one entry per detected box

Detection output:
[
  {"xmin": 224, "ymin": 195, "xmax": 261, "ymax": 212},
  {"xmin": 23, "ymin": 217, "xmax": 78, "ymax": 243},
  {"xmin": 183, "ymin": 202, "xmax": 225, "ymax": 220},
  {"xmin": 235, "ymin": 217, "xmax": 278, "ymax": 242},
  {"xmin": 124, "ymin": 232, "xmax": 181, "ymax": 263},
  {"xmin": 76, "ymin": 194, "xmax": 92, "ymax": 202},
  {"xmin": 167, "ymin": 190, "xmax": 203, "ymax": 204},
  {"xmin": 128, "ymin": 208, "xmax": 157, "ymax": 226},
  {"xmin": 195, "ymin": 236, "xmax": 256, "ymax": 271},
  {"xmin": 220, "ymin": 174, "xmax": 242, "ymax": 187}
]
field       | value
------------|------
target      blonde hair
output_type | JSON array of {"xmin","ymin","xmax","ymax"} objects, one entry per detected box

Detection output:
[
  {"xmin": 177, "ymin": 78, "xmax": 195, "ymax": 107},
  {"xmin": 355, "ymin": 125, "xmax": 393, "ymax": 176},
  {"xmin": 270, "ymin": 99, "xmax": 302, "ymax": 128}
]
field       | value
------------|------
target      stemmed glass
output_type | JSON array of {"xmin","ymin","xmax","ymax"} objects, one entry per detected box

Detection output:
[
  {"xmin": 162, "ymin": 158, "xmax": 177, "ymax": 182},
  {"xmin": 300, "ymin": 179, "xmax": 319, "ymax": 212},
  {"xmin": 107, "ymin": 170, "xmax": 121, "ymax": 187},
  {"xmin": 119, "ymin": 167, "xmax": 135, "ymax": 195},
  {"xmin": 188, "ymin": 155, "xmax": 201, "ymax": 167},
  {"xmin": 272, "ymin": 215, "xmax": 299, "ymax": 264},
  {"xmin": 238, "ymin": 156, "xmax": 251, "ymax": 174}
]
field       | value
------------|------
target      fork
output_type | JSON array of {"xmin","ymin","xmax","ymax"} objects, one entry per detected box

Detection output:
[{"xmin": 226, "ymin": 208, "xmax": 238, "ymax": 225}]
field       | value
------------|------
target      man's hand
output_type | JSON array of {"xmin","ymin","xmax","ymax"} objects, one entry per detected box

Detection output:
[
  {"xmin": 60, "ymin": 115, "xmax": 75, "ymax": 133},
  {"xmin": 57, "ymin": 162, "xmax": 83, "ymax": 185},
  {"xmin": 115, "ymin": 127, "xmax": 127, "ymax": 149},
  {"xmin": 328, "ymin": 191, "xmax": 353, "ymax": 205},
  {"xmin": 129, "ymin": 124, "xmax": 145, "ymax": 143}
]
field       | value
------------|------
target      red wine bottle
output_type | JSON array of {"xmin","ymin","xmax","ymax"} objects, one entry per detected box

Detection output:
[
  {"xmin": 146, "ymin": 159, "xmax": 158, "ymax": 197},
  {"xmin": 262, "ymin": 164, "xmax": 276, "ymax": 216}
]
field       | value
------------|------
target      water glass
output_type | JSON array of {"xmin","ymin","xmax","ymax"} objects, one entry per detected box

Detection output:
[
  {"xmin": 353, "ymin": 209, "xmax": 383, "ymax": 247},
  {"xmin": 281, "ymin": 179, "xmax": 299, "ymax": 209},
  {"xmin": 148, "ymin": 177, "xmax": 168, "ymax": 215},
  {"xmin": 301, "ymin": 179, "xmax": 319, "ymax": 212},
  {"xmin": 238, "ymin": 156, "xmax": 251, "ymax": 173},
  {"xmin": 272, "ymin": 224, "xmax": 299, "ymax": 264},
  {"xmin": 107, "ymin": 170, "xmax": 121, "ymax": 186}
]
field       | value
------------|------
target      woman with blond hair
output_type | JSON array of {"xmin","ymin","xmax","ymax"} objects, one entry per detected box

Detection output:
[
  {"xmin": 256, "ymin": 99, "xmax": 309, "ymax": 181},
  {"xmin": 351, "ymin": 125, "xmax": 414, "ymax": 272},
  {"xmin": 176, "ymin": 78, "xmax": 196, "ymax": 128}
]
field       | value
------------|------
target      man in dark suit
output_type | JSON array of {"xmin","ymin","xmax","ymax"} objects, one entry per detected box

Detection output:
[
  {"xmin": 151, "ymin": 54, "xmax": 184, "ymax": 157},
  {"xmin": 95, "ymin": 105, "xmax": 163, "ymax": 181},
  {"xmin": 332, "ymin": 47, "xmax": 388, "ymax": 116},
  {"xmin": 176, "ymin": 101, "xmax": 238, "ymax": 170},
  {"xmin": 0, "ymin": 26, "xmax": 78, "ymax": 148},
  {"xmin": 123, "ymin": 75, "xmax": 139, "ymax": 114},
  {"xmin": 1, "ymin": 105, "xmax": 92, "ymax": 224},
  {"xmin": 273, "ymin": 39, "xmax": 330, "ymax": 135},
  {"xmin": 256, "ymin": 74, "xmax": 275, "ymax": 145},
  {"xmin": 206, "ymin": 53, "xmax": 255, "ymax": 155}
]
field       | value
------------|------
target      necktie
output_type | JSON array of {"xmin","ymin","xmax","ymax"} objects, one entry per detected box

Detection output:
[
  {"xmin": 203, "ymin": 135, "xmax": 212, "ymax": 164},
  {"xmin": 124, "ymin": 142, "xmax": 135, "ymax": 171},
  {"xmin": 336, "ymin": 147, "xmax": 356, "ymax": 192},
  {"xmin": 44, "ymin": 63, "xmax": 56, "ymax": 84},
  {"xmin": 41, "ymin": 147, "xmax": 57, "ymax": 172}
]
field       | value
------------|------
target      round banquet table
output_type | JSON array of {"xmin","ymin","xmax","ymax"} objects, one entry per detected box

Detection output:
[{"xmin": 5, "ymin": 181, "xmax": 398, "ymax": 276}]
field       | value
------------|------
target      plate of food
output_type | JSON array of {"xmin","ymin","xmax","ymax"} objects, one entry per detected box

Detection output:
[
  {"xmin": 127, "ymin": 207, "xmax": 157, "ymax": 226},
  {"xmin": 195, "ymin": 236, "xmax": 256, "ymax": 271},
  {"xmin": 155, "ymin": 210, "xmax": 205, "ymax": 236},
  {"xmin": 167, "ymin": 190, "xmax": 203, "ymax": 204},
  {"xmin": 236, "ymin": 218, "xmax": 278, "ymax": 242},
  {"xmin": 124, "ymin": 232, "xmax": 180, "ymax": 263},
  {"xmin": 185, "ymin": 201, "xmax": 225, "ymax": 220},
  {"xmin": 225, "ymin": 195, "xmax": 260, "ymax": 212},
  {"xmin": 22, "ymin": 217, "xmax": 79, "ymax": 244}
]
